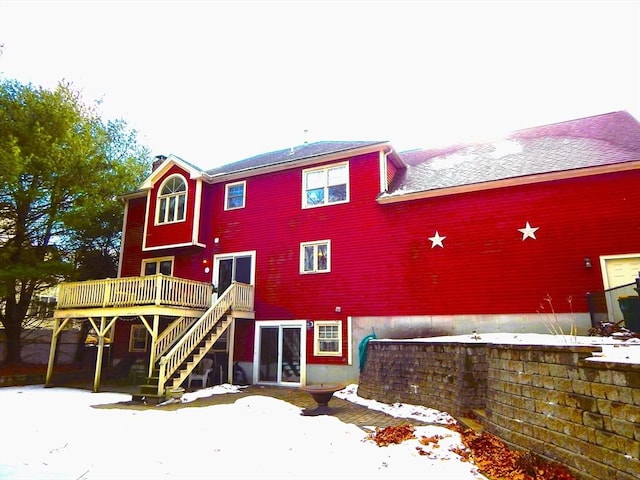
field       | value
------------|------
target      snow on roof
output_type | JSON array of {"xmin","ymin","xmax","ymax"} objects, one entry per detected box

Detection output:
[{"xmin": 382, "ymin": 111, "xmax": 640, "ymax": 199}]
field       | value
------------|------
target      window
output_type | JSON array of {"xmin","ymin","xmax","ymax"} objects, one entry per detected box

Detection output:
[
  {"xmin": 300, "ymin": 240, "xmax": 330, "ymax": 273},
  {"xmin": 303, "ymin": 162, "xmax": 349, "ymax": 208},
  {"xmin": 142, "ymin": 257, "xmax": 174, "ymax": 276},
  {"xmin": 157, "ymin": 175, "xmax": 187, "ymax": 224},
  {"xmin": 314, "ymin": 321, "xmax": 342, "ymax": 356},
  {"xmin": 225, "ymin": 181, "xmax": 246, "ymax": 210},
  {"xmin": 129, "ymin": 324, "xmax": 149, "ymax": 352}
]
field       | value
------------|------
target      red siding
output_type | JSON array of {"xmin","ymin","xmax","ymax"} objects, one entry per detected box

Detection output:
[
  {"xmin": 144, "ymin": 165, "xmax": 198, "ymax": 249},
  {"xmin": 120, "ymin": 196, "xmax": 146, "ymax": 277},
  {"xmin": 213, "ymin": 164, "xmax": 639, "ymax": 320},
  {"xmin": 119, "ymin": 147, "xmax": 640, "ymax": 367}
]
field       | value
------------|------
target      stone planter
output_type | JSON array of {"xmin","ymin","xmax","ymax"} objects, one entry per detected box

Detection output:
[{"xmin": 168, "ymin": 387, "xmax": 185, "ymax": 400}]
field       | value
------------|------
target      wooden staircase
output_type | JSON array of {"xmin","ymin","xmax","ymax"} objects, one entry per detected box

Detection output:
[
  {"xmin": 132, "ymin": 315, "xmax": 232, "ymax": 404},
  {"xmin": 131, "ymin": 282, "xmax": 253, "ymax": 404}
]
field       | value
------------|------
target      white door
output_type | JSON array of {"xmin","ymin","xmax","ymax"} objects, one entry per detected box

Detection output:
[
  {"xmin": 600, "ymin": 255, "xmax": 640, "ymax": 323},
  {"xmin": 602, "ymin": 255, "xmax": 640, "ymax": 289}
]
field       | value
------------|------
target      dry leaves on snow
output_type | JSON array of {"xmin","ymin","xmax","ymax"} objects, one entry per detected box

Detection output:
[
  {"xmin": 367, "ymin": 424, "xmax": 416, "ymax": 447},
  {"xmin": 367, "ymin": 424, "xmax": 576, "ymax": 480}
]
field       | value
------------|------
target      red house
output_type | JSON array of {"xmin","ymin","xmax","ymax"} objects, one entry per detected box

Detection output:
[{"xmin": 49, "ymin": 111, "xmax": 640, "ymax": 400}]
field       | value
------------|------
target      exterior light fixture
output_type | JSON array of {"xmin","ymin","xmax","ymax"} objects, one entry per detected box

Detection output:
[{"xmin": 584, "ymin": 257, "xmax": 592, "ymax": 269}]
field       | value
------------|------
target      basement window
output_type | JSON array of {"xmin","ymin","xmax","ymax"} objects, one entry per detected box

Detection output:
[
  {"xmin": 314, "ymin": 321, "xmax": 342, "ymax": 356},
  {"xmin": 129, "ymin": 325, "xmax": 149, "ymax": 352}
]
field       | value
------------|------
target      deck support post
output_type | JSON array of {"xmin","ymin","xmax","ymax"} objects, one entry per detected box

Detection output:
[
  {"xmin": 45, "ymin": 317, "xmax": 73, "ymax": 387},
  {"xmin": 148, "ymin": 315, "xmax": 159, "ymax": 377},
  {"xmin": 45, "ymin": 318, "xmax": 60, "ymax": 386},
  {"xmin": 87, "ymin": 316, "xmax": 118, "ymax": 393},
  {"xmin": 227, "ymin": 316, "xmax": 235, "ymax": 384},
  {"xmin": 93, "ymin": 317, "xmax": 106, "ymax": 392}
]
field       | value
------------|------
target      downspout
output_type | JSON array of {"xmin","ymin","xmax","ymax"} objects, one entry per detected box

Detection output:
[{"xmin": 380, "ymin": 146, "xmax": 394, "ymax": 193}]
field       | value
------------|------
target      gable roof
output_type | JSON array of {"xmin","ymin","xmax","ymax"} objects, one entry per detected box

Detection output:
[
  {"xmin": 139, "ymin": 154, "xmax": 206, "ymax": 191},
  {"xmin": 380, "ymin": 111, "xmax": 640, "ymax": 202},
  {"xmin": 206, "ymin": 140, "xmax": 390, "ymax": 179}
]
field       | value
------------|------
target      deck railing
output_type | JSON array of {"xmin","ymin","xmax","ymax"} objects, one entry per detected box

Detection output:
[
  {"xmin": 587, "ymin": 282, "xmax": 637, "ymax": 328},
  {"xmin": 56, "ymin": 274, "xmax": 214, "ymax": 310}
]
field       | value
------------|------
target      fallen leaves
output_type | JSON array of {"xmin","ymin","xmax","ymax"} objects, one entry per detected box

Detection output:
[
  {"xmin": 454, "ymin": 427, "xmax": 576, "ymax": 480},
  {"xmin": 367, "ymin": 424, "xmax": 576, "ymax": 480},
  {"xmin": 367, "ymin": 424, "xmax": 416, "ymax": 447}
]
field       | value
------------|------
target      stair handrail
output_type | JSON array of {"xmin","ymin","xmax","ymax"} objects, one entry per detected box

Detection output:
[
  {"xmin": 169, "ymin": 316, "xmax": 233, "ymax": 390},
  {"xmin": 154, "ymin": 316, "xmax": 198, "ymax": 360},
  {"xmin": 587, "ymin": 281, "xmax": 636, "ymax": 328},
  {"xmin": 157, "ymin": 282, "xmax": 249, "ymax": 395}
]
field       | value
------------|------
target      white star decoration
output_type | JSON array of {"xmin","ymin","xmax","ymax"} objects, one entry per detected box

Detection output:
[
  {"xmin": 518, "ymin": 222, "xmax": 539, "ymax": 241},
  {"xmin": 428, "ymin": 231, "xmax": 446, "ymax": 248}
]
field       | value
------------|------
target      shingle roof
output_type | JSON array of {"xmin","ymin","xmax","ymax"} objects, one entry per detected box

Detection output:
[
  {"xmin": 206, "ymin": 140, "xmax": 387, "ymax": 177},
  {"xmin": 384, "ymin": 111, "xmax": 640, "ymax": 198}
]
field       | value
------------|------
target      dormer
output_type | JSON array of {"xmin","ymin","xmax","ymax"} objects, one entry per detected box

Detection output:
[{"xmin": 141, "ymin": 154, "xmax": 206, "ymax": 251}]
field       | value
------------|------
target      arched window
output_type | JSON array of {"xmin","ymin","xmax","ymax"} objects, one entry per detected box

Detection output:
[{"xmin": 157, "ymin": 175, "xmax": 187, "ymax": 224}]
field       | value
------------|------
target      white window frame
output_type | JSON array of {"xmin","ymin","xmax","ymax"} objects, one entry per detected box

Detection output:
[
  {"xmin": 302, "ymin": 162, "xmax": 349, "ymax": 209},
  {"xmin": 156, "ymin": 174, "xmax": 187, "ymax": 224},
  {"xmin": 300, "ymin": 240, "xmax": 331, "ymax": 274},
  {"xmin": 224, "ymin": 180, "xmax": 246, "ymax": 210},
  {"xmin": 129, "ymin": 324, "xmax": 149, "ymax": 352},
  {"xmin": 313, "ymin": 321, "xmax": 342, "ymax": 356},
  {"xmin": 141, "ymin": 256, "xmax": 174, "ymax": 276}
]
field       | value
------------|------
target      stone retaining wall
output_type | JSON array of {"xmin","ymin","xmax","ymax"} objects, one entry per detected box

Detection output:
[
  {"xmin": 357, "ymin": 339, "xmax": 640, "ymax": 480},
  {"xmin": 357, "ymin": 340, "xmax": 488, "ymax": 417},
  {"xmin": 486, "ymin": 343, "xmax": 639, "ymax": 480}
]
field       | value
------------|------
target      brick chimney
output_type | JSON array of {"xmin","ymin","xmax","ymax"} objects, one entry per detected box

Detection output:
[{"xmin": 152, "ymin": 155, "xmax": 167, "ymax": 171}]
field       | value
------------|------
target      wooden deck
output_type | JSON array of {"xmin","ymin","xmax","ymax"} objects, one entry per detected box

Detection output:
[
  {"xmin": 49, "ymin": 275, "xmax": 255, "ymax": 397},
  {"xmin": 54, "ymin": 274, "xmax": 214, "ymax": 319}
]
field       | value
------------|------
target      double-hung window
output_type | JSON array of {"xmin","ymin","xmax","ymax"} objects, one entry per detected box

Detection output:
[
  {"xmin": 142, "ymin": 257, "xmax": 174, "ymax": 276},
  {"xmin": 157, "ymin": 175, "xmax": 187, "ymax": 224},
  {"xmin": 129, "ymin": 324, "xmax": 149, "ymax": 352},
  {"xmin": 314, "ymin": 321, "xmax": 342, "ymax": 356},
  {"xmin": 303, "ymin": 162, "xmax": 349, "ymax": 208},
  {"xmin": 300, "ymin": 240, "xmax": 330, "ymax": 274},
  {"xmin": 225, "ymin": 181, "xmax": 246, "ymax": 210}
]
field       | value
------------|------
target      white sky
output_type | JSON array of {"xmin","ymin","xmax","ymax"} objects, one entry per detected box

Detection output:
[{"xmin": 0, "ymin": 0, "xmax": 639, "ymax": 170}]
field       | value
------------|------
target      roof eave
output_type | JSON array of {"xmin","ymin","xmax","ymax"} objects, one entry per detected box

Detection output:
[
  {"xmin": 118, "ymin": 190, "xmax": 147, "ymax": 201},
  {"xmin": 377, "ymin": 161, "xmax": 640, "ymax": 204}
]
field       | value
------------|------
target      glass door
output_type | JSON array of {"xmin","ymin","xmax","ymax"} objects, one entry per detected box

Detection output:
[
  {"xmin": 255, "ymin": 321, "xmax": 305, "ymax": 386},
  {"xmin": 258, "ymin": 326, "xmax": 279, "ymax": 383},
  {"xmin": 214, "ymin": 252, "xmax": 255, "ymax": 295}
]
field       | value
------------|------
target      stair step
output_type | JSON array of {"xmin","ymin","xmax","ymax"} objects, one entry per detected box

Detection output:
[
  {"xmin": 131, "ymin": 393, "xmax": 166, "ymax": 405},
  {"xmin": 457, "ymin": 408, "xmax": 486, "ymax": 432},
  {"xmin": 472, "ymin": 408, "xmax": 487, "ymax": 419},
  {"xmin": 139, "ymin": 384, "xmax": 161, "ymax": 395}
]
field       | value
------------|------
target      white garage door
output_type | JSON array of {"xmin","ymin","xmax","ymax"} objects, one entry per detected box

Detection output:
[{"xmin": 603, "ymin": 256, "xmax": 640, "ymax": 289}]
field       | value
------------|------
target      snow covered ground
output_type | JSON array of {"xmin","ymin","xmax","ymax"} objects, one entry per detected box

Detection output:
[
  {"xmin": 0, "ymin": 384, "xmax": 486, "ymax": 480},
  {"xmin": 2, "ymin": 333, "xmax": 638, "ymax": 479}
]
